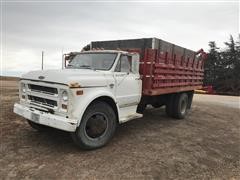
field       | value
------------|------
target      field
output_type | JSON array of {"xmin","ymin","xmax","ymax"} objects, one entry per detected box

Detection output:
[{"xmin": 0, "ymin": 78, "xmax": 240, "ymax": 179}]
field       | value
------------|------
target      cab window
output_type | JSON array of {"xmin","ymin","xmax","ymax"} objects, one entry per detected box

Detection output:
[{"xmin": 115, "ymin": 55, "xmax": 132, "ymax": 73}]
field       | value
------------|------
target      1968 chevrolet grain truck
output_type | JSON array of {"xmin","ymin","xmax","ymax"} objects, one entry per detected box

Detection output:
[{"xmin": 14, "ymin": 38, "xmax": 207, "ymax": 149}]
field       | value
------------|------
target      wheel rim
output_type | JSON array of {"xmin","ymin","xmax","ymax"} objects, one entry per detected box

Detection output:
[
  {"xmin": 180, "ymin": 98, "xmax": 187, "ymax": 115},
  {"xmin": 85, "ymin": 112, "xmax": 108, "ymax": 139}
]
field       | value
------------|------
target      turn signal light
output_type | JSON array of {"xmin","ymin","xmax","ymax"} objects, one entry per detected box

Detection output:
[
  {"xmin": 62, "ymin": 104, "xmax": 68, "ymax": 109},
  {"xmin": 76, "ymin": 90, "xmax": 83, "ymax": 95}
]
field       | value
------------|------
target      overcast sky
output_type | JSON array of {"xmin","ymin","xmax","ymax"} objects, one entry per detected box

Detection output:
[{"xmin": 1, "ymin": 1, "xmax": 239, "ymax": 77}]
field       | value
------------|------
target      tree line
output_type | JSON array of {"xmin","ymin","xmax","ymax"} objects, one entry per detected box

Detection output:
[{"xmin": 204, "ymin": 35, "xmax": 240, "ymax": 96}]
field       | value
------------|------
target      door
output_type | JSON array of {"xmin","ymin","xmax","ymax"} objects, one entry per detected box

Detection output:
[{"xmin": 114, "ymin": 54, "xmax": 142, "ymax": 108}]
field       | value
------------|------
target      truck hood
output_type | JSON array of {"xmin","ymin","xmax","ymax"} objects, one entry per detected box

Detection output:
[{"xmin": 21, "ymin": 69, "xmax": 108, "ymax": 87}]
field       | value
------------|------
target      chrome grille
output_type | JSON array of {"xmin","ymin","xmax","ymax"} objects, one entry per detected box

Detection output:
[
  {"xmin": 28, "ymin": 95, "xmax": 57, "ymax": 108},
  {"xmin": 28, "ymin": 84, "xmax": 58, "ymax": 95}
]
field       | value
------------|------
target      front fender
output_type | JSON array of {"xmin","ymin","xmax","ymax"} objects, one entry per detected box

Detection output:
[{"xmin": 70, "ymin": 87, "xmax": 118, "ymax": 126}]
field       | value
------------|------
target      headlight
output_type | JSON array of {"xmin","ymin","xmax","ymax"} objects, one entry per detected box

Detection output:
[
  {"xmin": 21, "ymin": 83, "xmax": 26, "ymax": 93},
  {"xmin": 61, "ymin": 90, "xmax": 68, "ymax": 102}
]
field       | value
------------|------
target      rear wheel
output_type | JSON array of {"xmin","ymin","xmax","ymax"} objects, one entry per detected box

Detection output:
[
  {"xmin": 172, "ymin": 93, "xmax": 189, "ymax": 119},
  {"xmin": 152, "ymin": 103, "xmax": 162, "ymax": 108},
  {"xmin": 165, "ymin": 94, "xmax": 175, "ymax": 117},
  {"xmin": 71, "ymin": 102, "xmax": 117, "ymax": 150},
  {"xmin": 27, "ymin": 120, "xmax": 50, "ymax": 131}
]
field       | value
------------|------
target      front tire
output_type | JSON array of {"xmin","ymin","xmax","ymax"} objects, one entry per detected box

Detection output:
[{"xmin": 71, "ymin": 101, "xmax": 117, "ymax": 150}]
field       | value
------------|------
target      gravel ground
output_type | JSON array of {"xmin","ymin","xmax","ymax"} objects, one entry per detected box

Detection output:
[{"xmin": 0, "ymin": 79, "xmax": 240, "ymax": 179}]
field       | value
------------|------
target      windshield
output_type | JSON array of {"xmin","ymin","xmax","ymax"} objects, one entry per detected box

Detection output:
[{"xmin": 67, "ymin": 53, "xmax": 117, "ymax": 70}]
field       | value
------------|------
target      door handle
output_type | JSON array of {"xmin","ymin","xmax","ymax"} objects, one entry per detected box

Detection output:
[{"xmin": 109, "ymin": 83, "xmax": 114, "ymax": 88}]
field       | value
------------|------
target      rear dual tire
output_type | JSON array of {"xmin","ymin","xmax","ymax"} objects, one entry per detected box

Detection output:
[
  {"xmin": 166, "ymin": 93, "xmax": 189, "ymax": 119},
  {"xmin": 165, "ymin": 94, "xmax": 175, "ymax": 117}
]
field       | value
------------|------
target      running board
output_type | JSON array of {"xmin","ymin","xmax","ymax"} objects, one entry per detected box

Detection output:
[{"xmin": 119, "ymin": 113, "xmax": 143, "ymax": 123}]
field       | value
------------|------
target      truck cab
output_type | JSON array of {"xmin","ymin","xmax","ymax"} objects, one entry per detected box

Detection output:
[{"xmin": 14, "ymin": 50, "xmax": 143, "ymax": 149}]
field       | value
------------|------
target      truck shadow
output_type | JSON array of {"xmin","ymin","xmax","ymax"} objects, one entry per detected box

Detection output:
[
  {"xmin": 114, "ymin": 107, "xmax": 180, "ymax": 139},
  {"xmin": 24, "ymin": 106, "xmax": 179, "ymax": 151}
]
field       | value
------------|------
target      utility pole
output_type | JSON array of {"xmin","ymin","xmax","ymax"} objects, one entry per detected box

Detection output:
[{"xmin": 41, "ymin": 51, "xmax": 44, "ymax": 70}]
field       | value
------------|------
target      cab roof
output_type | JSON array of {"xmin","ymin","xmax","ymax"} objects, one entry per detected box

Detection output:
[
  {"xmin": 66, "ymin": 50, "xmax": 137, "ymax": 56},
  {"xmin": 84, "ymin": 50, "xmax": 129, "ymax": 54}
]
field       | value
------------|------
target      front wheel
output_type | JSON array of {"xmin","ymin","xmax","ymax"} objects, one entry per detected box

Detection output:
[{"xmin": 71, "ymin": 101, "xmax": 117, "ymax": 150}]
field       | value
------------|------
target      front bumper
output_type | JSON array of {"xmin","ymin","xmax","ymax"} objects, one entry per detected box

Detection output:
[{"xmin": 13, "ymin": 103, "xmax": 78, "ymax": 132}]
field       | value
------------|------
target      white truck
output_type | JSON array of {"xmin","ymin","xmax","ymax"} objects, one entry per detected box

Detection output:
[{"xmin": 14, "ymin": 38, "xmax": 206, "ymax": 149}]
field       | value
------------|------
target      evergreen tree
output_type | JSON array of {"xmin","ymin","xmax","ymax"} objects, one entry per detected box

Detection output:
[
  {"xmin": 219, "ymin": 35, "xmax": 240, "ymax": 95},
  {"xmin": 204, "ymin": 41, "xmax": 220, "ymax": 87},
  {"xmin": 204, "ymin": 35, "xmax": 240, "ymax": 95}
]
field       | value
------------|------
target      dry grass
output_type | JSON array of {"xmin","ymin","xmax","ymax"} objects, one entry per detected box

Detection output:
[{"xmin": 0, "ymin": 79, "xmax": 239, "ymax": 179}]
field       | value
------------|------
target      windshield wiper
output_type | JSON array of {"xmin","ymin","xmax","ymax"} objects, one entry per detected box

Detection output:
[
  {"xmin": 79, "ymin": 65, "xmax": 91, "ymax": 68},
  {"xmin": 79, "ymin": 65, "xmax": 95, "ymax": 70},
  {"xmin": 66, "ymin": 64, "xmax": 73, "ymax": 69},
  {"xmin": 66, "ymin": 64, "xmax": 95, "ymax": 70}
]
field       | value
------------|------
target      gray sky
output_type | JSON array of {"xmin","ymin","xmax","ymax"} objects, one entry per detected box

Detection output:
[{"xmin": 1, "ymin": 1, "xmax": 239, "ymax": 76}]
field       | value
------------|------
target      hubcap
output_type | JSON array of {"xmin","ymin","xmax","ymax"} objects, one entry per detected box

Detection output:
[
  {"xmin": 85, "ymin": 113, "xmax": 108, "ymax": 139},
  {"xmin": 180, "ymin": 98, "xmax": 187, "ymax": 115}
]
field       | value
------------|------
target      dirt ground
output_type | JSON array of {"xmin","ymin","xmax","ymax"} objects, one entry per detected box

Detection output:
[{"xmin": 0, "ymin": 79, "xmax": 240, "ymax": 179}]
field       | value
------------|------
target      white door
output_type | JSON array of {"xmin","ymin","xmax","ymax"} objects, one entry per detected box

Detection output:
[{"xmin": 114, "ymin": 54, "xmax": 142, "ymax": 108}]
